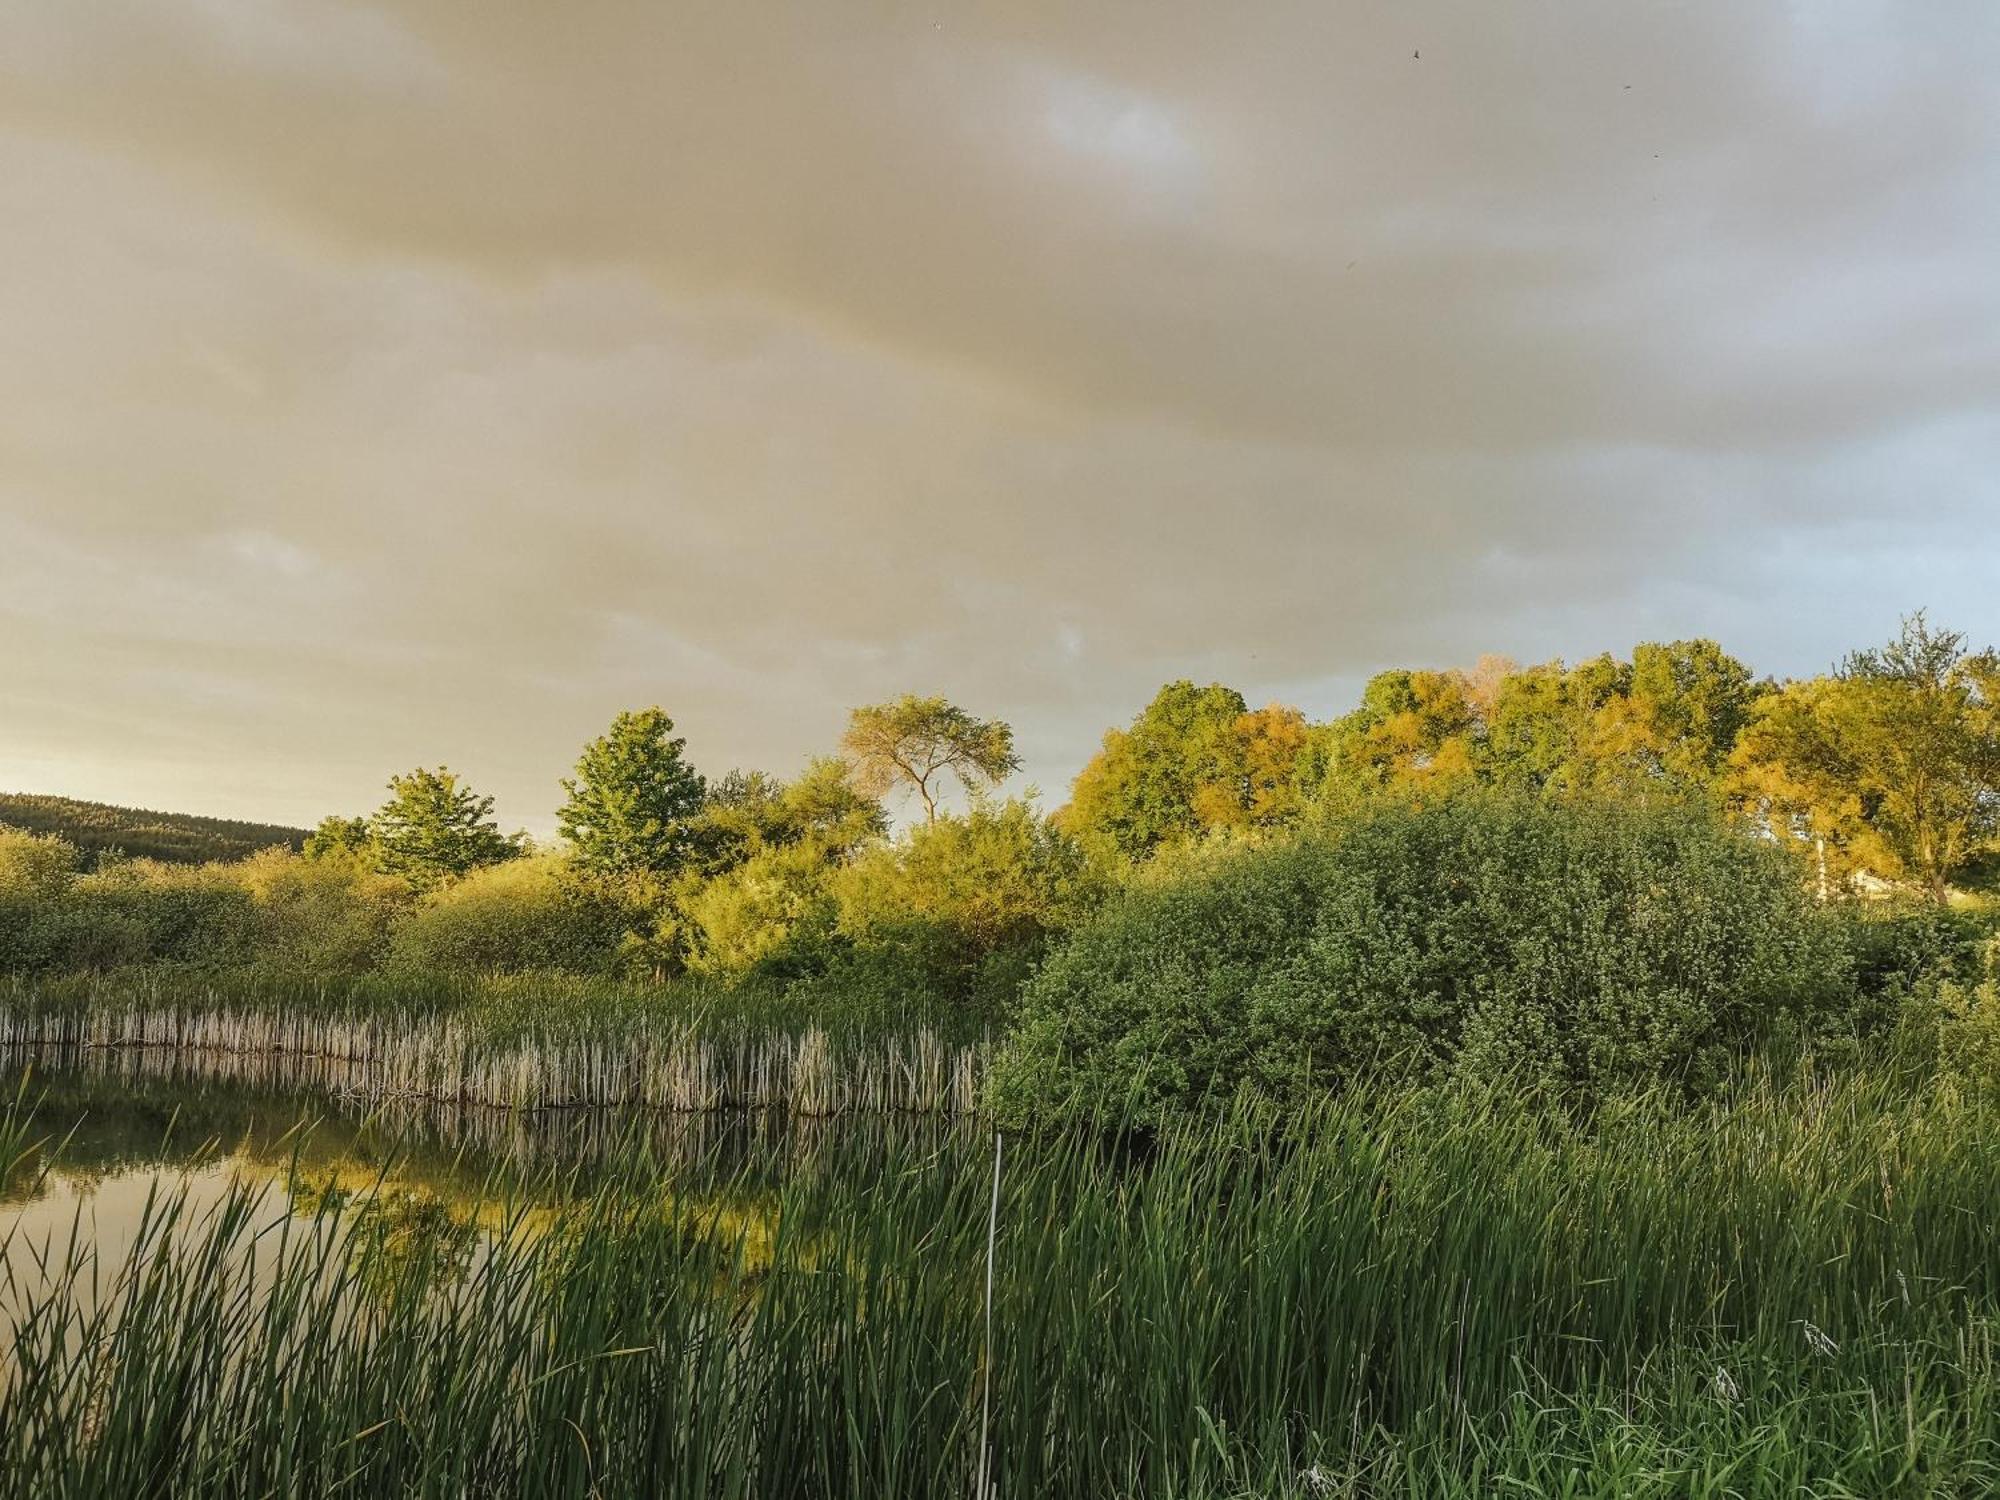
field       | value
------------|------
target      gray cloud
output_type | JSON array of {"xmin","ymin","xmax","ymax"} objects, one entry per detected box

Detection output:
[{"xmin": 1, "ymin": 1, "xmax": 1996, "ymax": 830}]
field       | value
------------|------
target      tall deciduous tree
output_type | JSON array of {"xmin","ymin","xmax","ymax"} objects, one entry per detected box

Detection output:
[
  {"xmin": 1317, "ymin": 669, "xmax": 1481, "ymax": 803},
  {"xmin": 1064, "ymin": 681, "xmax": 1246, "ymax": 856},
  {"xmin": 369, "ymin": 768, "xmax": 516, "ymax": 887},
  {"xmin": 841, "ymin": 695, "xmax": 1020, "ymax": 824},
  {"xmin": 1064, "ymin": 682, "xmax": 1312, "ymax": 856},
  {"xmin": 1733, "ymin": 614, "xmax": 2000, "ymax": 902},
  {"xmin": 558, "ymin": 708, "xmax": 707, "ymax": 875}
]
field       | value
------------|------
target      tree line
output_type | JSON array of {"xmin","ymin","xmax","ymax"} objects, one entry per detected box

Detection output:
[
  {"xmin": 0, "ymin": 793, "xmax": 307, "ymax": 868},
  {"xmin": 1, "ymin": 614, "xmax": 1994, "ymax": 991}
]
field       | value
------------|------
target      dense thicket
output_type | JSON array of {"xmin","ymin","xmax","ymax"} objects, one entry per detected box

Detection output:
[
  {"xmin": 0, "ymin": 792, "xmax": 306, "ymax": 866},
  {"xmin": 991, "ymin": 796, "xmax": 1857, "ymax": 1120}
]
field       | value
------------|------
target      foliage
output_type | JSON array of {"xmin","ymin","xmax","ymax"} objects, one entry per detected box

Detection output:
[
  {"xmin": 303, "ymin": 815, "xmax": 374, "ymax": 862},
  {"xmin": 0, "ymin": 791, "xmax": 306, "ymax": 867},
  {"xmin": 556, "ymin": 707, "xmax": 707, "ymax": 875},
  {"xmin": 677, "ymin": 842, "xmax": 842, "ymax": 979},
  {"xmin": 67, "ymin": 858, "xmax": 261, "ymax": 968},
  {"xmin": 1732, "ymin": 614, "xmax": 2000, "ymax": 902},
  {"xmin": 993, "ymin": 794, "xmax": 1852, "ymax": 1123},
  {"xmin": 840, "ymin": 695, "xmax": 1020, "ymax": 824},
  {"xmin": 1312, "ymin": 668, "xmax": 1481, "ymax": 804},
  {"xmin": 829, "ymin": 798, "xmax": 1110, "ymax": 1000},
  {"xmin": 1064, "ymin": 682, "xmax": 1313, "ymax": 858},
  {"xmin": 385, "ymin": 853, "xmax": 627, "ymax": 975},
  {"xmin": 236, "ymin": 846, "xmax": 413, "ymax": 973},
  {"xmin": 368, "ymin": 767, "xmax": 519, "ymax": 888},
  {"xmin": 0, "ymin": 827, "xmax": 78, "ymax": 902},
  {"xmin": 0, "ymin": 829, "xmax": 87, "ymax": 972},
  {"xmin": 1302, "ymin": 641, "xmax": 1762, "ymax": 812},
  {"xmin": 681, "ymin": 758, "xmax": 884, "ymax": 878}
]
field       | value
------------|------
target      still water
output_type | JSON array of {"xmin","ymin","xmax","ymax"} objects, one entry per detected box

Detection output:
[{"xmin": 1, "ymin": 1059, "xmax": 948, "ymax": 1350}]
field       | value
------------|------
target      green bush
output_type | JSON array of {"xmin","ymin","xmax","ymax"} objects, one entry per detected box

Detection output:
[
  {"xmin": 677, "ymin": 843, "xmax": 840, "ymax": 980},
  {"xmin": 66, "ymin": 859, "xmax": 260, "ymax": 967},
  {"xmin": 0, "ymin": 828, "xmax": 84, "ymax": 971},
  {"xmin": 237, "ymin": 847, "xmax": 415, "ymax": 974},
  {"xmin": 826, "ymin": 798, "xmax": 1107, "ymax": 1004},
  {"xmin": 1844, "ymin": 901, "xmax": 1996, "ymax": 1026},
  {"xmin": 385, "ymin": 854, "xmax": 624, "ymax": 975},
  {"xmin": 991, "ymin": 794, "xmax": 1855, "ymax": 1122}
]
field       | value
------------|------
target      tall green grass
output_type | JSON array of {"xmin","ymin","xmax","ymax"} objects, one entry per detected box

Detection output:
[{"xmin": 5, "ymin": 1067, "xmax": 1999, "ymax": 1497}]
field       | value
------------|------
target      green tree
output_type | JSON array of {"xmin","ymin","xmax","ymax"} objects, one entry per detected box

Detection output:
[
  {"xmin": 682, "ymin": 758, "xmax": 886, "ymax": 877},
  {"xmin": 1062, "ymin": 681, "xmax": 1296, "ymax": 858},
  {"xmin": 304, "ymin": 815, "xmax": 375, "ymax": 862},
  {"xmin": 1569, "ymin": 641, "xmax": 1761, "ymax": 796},
  {"xmin": 1312, "ymin": 669, "xmax": 1480, "ymax": 805},
  {"xmin": 369, "ymin": 768, "xmax": 517, "ymax": 887},
  {"xmin": 1484, "ymin": 656, "xmax": 1627, "ymax": 793},
  {"xmin": 841, "ymin": 695, "xmax": 1020, "ymax": 824},
  {"xmin": 1624, "ymin": 640, "xmax": 1762, "ymax": 785},
  {"xmin": 557, "ymin": 708, "xmax": 707, "ymax": 875},
  {"xmin": 1734, "ymin": 614, "xmax": 2000, "ymax": 903}
]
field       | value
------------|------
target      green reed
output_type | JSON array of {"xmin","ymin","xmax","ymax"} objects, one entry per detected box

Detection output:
[{"xmin": 3, "ymin": 1066, "xmax": 1998, "ymax": 1498}]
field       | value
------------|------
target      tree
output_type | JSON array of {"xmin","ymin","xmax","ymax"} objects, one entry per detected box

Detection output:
[
  {"xmin": 1063, "ymin": 682, "xmax": 1264, "ymax": 858},
  {"xmin": 1484, "ymin": 656, "xmax": 1626, "ymax": 793},
  {"xmin": 369, "ymin": 768, "xmax": 517, "ymax": 887},
  {"xmin": 682, "ymin": 758, "xmax": 887, "ymax": 877},
  {"xmin": 1235, "ymin": 704, "xmax": 1313, "ymax": 828},
  {"xmin": 304, "ymin": 815, "xmax": 375, "ymax": 862},
  {"xmin": 841, "ymin": 695, "xmax": 1021, "ymax": 824},
  {"xmin": 1733, "ymin": 614, "xmax": 2000, "ymax": 903},
  {"xmin": 557, "ymin": 708, "xmax": 707, "ymax": 875},
  {"xmin": 1313, "ymin": 669, "xmax": 1480, "ymax": 804},
  {"xmin": 1565, "ymin": 641, "xmax": 1762, "ymax": 797}
]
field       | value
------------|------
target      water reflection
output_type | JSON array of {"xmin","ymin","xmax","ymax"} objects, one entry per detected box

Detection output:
[{"xmin": 1, "ymin": 1061, "xmax": 961, "ymax": 1351}]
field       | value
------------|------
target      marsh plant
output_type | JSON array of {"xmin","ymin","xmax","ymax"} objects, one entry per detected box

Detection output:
[{"xmin": 4, "ymin": 1067, "xmax": 1999, "ymax": 1498}]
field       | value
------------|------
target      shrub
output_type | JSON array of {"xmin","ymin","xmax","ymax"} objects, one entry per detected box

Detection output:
[
  {"xmin": 386, "ymin": 854, "xmax": 624, "ymax": 975},
  {"xmin": 828, "ymin": 799, "xmax": 1108, "ymax": 1002},
  {"xmin": 1844, "ymin": 901, "xmax": 1996, "ymax": 1027},
  {"xmin": 67, "ymin": 858, "xmax": 260, "ymax": 967},
  {"xmin": 990, "ymin": 794, "xmax": 1854, "ymax": 1122},
  {"xmin": 0, "ymin": 828, "xmax": 85, "ymax": 972},
  {"xmin": 0, "ymin": 827, "xmax": 80, "ymax": 901},
  {"xmin": 236, "ymin": 847, "xmax": 414, "ymax": 974},
  {"xmin": 677, "ymin": 844, "xmax": 839, "ymax": 980}
]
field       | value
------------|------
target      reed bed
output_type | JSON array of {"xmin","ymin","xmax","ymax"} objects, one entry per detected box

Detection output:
[
  {"xmin": 0, "ymin": 1002, "xmax": 985, "ymax": 1116},
  {"xmin": 5, "ymin": 1069, "xmax": 2000, "ymax": 1497}
]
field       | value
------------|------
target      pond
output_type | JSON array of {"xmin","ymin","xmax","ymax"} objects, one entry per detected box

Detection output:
[{"xmin": 1, "ymin": 1060, "xmax": 959, "ymax": 1363}]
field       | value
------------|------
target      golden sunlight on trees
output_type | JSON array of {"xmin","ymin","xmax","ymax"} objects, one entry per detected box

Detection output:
[
  {"xmin": 840, "ymin": 695, "xmax": 1021, "ymax": 824},
  {"xmin": 1731, "ymin": 615, "xmax": 2000, "ymax": 903}
]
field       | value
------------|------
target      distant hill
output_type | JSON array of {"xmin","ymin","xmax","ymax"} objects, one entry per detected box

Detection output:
[{"xmin": 0, "ymin": 792, "xmax": 309, "ymax": 867}]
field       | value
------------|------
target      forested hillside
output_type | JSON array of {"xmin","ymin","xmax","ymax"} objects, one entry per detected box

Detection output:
[{"xmin": 0, "ymin": 792, "xmax": 306, "ymax": 867}]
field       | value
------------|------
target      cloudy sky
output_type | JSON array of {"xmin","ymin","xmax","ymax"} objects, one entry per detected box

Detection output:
[{"xmin": 2, "ymin": 1, "xmax": 1996, "ymax": 832}]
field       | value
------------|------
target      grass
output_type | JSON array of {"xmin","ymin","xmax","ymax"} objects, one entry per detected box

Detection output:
[
  {"xmin": 0, "ymin": 970, "xmax": 992, "ymax": 1115},
  {"xmin": 5, "ymin": 1064, "xmax": 1999, "ymax": 1497}
]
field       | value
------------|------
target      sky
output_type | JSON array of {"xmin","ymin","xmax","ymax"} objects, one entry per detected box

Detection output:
[{"xmin": 2, "ymin": 1, "xmax": 1997, "ymax": 835}]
